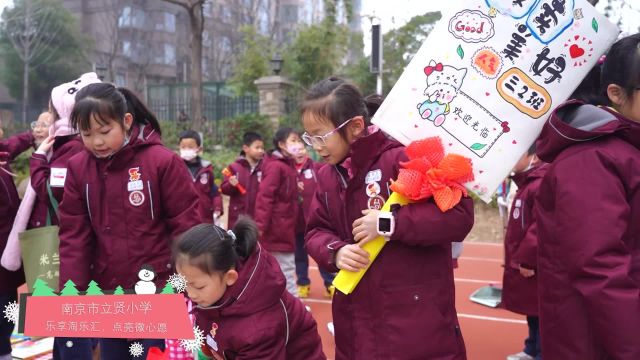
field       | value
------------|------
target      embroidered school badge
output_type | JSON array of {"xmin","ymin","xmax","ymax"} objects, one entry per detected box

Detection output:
[{"xmin": 129, "ymin": 190, "xmax": 145, "ymax": 206}]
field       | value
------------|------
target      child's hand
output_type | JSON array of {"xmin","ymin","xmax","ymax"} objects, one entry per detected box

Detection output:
[
  {"xmin": 519, "ymin": 265, "xmax": 535, "ymax": 278},
  {"xmin": 335, "ymin": 244, "xmax": 370, "ymax": 272},
  {"xmin": 36, "ymin": 135, "xmax": 55, "ymax": 154},
  {"xmin": 352, "ymin": 209, "xmax": 380, "ymax": 246},
  {"xmin": 229, "ymin": 175, "xmax": 239, "ymax": 186}
]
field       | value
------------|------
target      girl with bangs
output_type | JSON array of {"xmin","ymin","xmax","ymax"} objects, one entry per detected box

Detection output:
[{"xmin": 57, "ymin": 83, "xmax": 200, "ymax": 359}]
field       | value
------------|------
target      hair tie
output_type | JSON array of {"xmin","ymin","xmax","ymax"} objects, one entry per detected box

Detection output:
[
  {"xmin": 227, "ymin": 230, "xmax": 237, "ymax": 243},
  {"xmin": 598, "ymin": 54, "xmax": 606, "ymax": 65}
]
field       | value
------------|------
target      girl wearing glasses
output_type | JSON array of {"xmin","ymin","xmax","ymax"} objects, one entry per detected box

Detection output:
[
  {"xmin": 301, "ymin": 77, "xmax": 473, "ymax": 359},
  {"xmin": 534, "ymin": 34, "xmax": 640, "ymax": 359}
]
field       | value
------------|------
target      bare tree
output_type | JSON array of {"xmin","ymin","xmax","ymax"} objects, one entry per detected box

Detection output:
[
  {"xmin": 92, "ymin": 0, "xmax": 124, "ymax": 82},
  {"xmin": 161, "ymin": 0, "xmax": 205, "ymax": 130},
  {"xmin": 2, "ymin": 0, "xmax": 62, "ymax": 122}
]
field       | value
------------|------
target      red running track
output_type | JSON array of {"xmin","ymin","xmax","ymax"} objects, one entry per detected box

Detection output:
[{"xmin": 302, "ymin": 241, "xmax": 527, "ymax": 360}]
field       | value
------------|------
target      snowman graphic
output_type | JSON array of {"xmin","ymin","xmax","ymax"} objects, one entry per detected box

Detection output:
[{"xmin": 134, "ymin": 264, "xmax": 157, "ymax": 294}]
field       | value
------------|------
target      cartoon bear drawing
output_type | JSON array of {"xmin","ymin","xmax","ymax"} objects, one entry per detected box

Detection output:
[{"xmin": 417, "ymin": 60, "xmax": 468, "ymax": 127}]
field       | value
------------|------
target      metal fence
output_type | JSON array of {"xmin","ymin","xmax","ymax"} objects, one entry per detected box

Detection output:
[
  {"xmin": 146, "ymin": 82, "xmax": 259, "ymax": 123},
  {"xmin": 0, "ymin": 103, "xmax": 45, "ymax": 131}
]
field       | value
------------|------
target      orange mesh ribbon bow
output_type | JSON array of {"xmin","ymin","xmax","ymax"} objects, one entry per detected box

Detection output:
[{"xmin": 390, "ymin": 137, "xmax": 474, "ymax": 212}]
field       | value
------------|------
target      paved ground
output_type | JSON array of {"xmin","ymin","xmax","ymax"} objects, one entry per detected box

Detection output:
[{"xmin": 303, "ymin": 241, "xmax": 526, "ymax": 360}]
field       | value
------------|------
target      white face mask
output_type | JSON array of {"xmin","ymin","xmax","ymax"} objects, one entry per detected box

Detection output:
[{"xmin": 180, "ymin": 148, "xmax": 198, "ymax": 161}]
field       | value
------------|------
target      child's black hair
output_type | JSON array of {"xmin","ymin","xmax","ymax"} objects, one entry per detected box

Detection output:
[
  {"xmin": 272, "ymin": 127, "xmax": 298, "ymax": 153},
  {"xmin": 301, "ymin": 77, "xmax": 382, "ymax": 138},
  {"xmin": 71, "ymin": 83, "xmax": 161, "ymax": 135},
  {"xmin": 179, "ymin": 130, "xmax": 202, "ymax": 147},
  {"xmin": 527, "ymin": 142, "xmax": 536, "ymax": 156},
  {"xmin": 569, "ymin": 64, "xmax": 607, "ymax": 106},
  {"xmin": 242, "ymin": 132, "xmax": 263, "ymax": 147},
  {"xmin": 601, "ymin": 33, "xmax": 640, "ymax": 106},
  {"xmin": 174, "ymin": 216, "xmax": 258, "ymax": 275}
]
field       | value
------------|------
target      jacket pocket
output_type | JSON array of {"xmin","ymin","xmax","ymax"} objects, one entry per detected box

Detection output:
[{"xmin": 381, "ymin": 284, "xmax": 462, "ymax": 359}]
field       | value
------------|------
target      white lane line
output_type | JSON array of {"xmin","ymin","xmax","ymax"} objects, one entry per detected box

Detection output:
[
  {"xmin": 302, "ymin": 298, "xmax": 332, "ymax": 305},
  {"xmin": 464, "ymin": 241, "xmax": 504, "ymax": 247},
  {"xmin": 307, "ymin": 266, "xmax": 500, "ymax": 284},
  {"xmin": 302, "ymin": 300, "xmax": 526, "ymax": 325},
  {"xmin": 459, "ymin": 256, "xmax": 503, "ymax": 263},
  {"xmin": 455, "ymin": 277, "xmax": 501, "ymax": 284},
  {"xmin": 458, "ymin": 313, "xmax": 526, "ymax": 324}
]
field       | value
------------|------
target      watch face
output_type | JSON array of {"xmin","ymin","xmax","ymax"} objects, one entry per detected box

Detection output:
[{"xmin": 379, "ymin": 217, "xmax": 392, "ymax": 232}]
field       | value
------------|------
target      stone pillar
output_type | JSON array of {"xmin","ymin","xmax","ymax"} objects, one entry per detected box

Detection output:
[{"xmin": 254, "ymin": 75, "xmax": 293, "ymax": 129}]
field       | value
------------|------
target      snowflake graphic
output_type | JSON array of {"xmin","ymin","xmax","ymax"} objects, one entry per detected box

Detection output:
[
  {"xmin": 179, "ymin": 325, "xmax": 205, "ymax": 352},
  {"xmin": 3, "ymin": 301, "xmax": 19, "ymax": 324},
  {"xmin": 168, "ymin": 273, "xmax": 187, "ymax": 293},
  {"xmin": 129, "ymin": 342, "xmax": 144, "ymax": 357}
]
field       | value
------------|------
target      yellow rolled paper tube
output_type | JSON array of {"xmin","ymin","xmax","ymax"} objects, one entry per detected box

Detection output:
[{"xmin": 332, "ymin": 192, "xmax": 411, "ymax": 295}]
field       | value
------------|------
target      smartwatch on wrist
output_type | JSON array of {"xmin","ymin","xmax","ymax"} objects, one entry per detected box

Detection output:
[{"xmin": 377, "ymin": 211, "xmax": 395, "ymax": 237}]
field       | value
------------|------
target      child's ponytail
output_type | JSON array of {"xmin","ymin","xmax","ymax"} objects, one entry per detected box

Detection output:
[
  {"xmin": 231, "ymin": 216, "xmax": 258, "ymax": 259},
  {"xmin": 72, "ymin": 83, "xmax": 161, "ymax": 135},
  {"xmin": 174, "ymin": 218, "xmax": 259, "ymax": 275},
  {"xmin": 364, "ymin": 94, "xmax": 383, "ymax": 118},
  {"xmin": 117, "ymin": 87, "xmax": 162, "ymax": 135}
]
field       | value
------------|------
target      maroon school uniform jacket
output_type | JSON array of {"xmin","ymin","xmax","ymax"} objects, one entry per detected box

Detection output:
[
  {"xmin": 501, "ymin": 163, "xmax": 547, "ymax": 317},
  {"xmin": 220, "ymin": 157, "xmax": 262, "ymax": 229},
  {"xmin": 194, "ymin": 243, "xmax": 325, "ymax": 360},
  {"xmin": 306, "ymin": 130, "xmax": 473, "ymax": 360},
  {"xmin": 253, "ymin": 151, "xmax": 298, "ymax": 253},
  {"xmin": 29, "ymin": 135, "xmax": 84, "ymax": 228},
  {"xmin": 186, "ymin": 158, "xmax": 222, "ymax": 223},
  {"xmin": 58, "ymin": 124, "xmax": 200, "ymax": 291},
  {"xmin": 535, "ymin": 102, "xmax": 640, "ymax": 360},
  {"xmin": 295, "ymin": 158, "xmax": 323, "ymax": 235},
  {"xmin": 0, "ymin": 131, "xmax": 33, "ymax": 292}
]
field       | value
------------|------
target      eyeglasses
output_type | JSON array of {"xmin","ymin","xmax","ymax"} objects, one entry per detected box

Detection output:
[
  {"xmin": 30, "ymin": 121, "xmax": 50, "ymax": 130},
  {"xmin": 302, "ymin": 117, "xmax": 354, "ymax": 147}
]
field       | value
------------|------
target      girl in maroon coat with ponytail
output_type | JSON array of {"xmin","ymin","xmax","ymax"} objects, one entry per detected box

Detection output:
[
  {"xmin": 58, "ymin": 83, "xmax": 200, "ymax": 359},
  {"xmin": 175, "ymin": 217, "xmax": 325, "ymax": 360},
  {"xmin": 535, "ymin": 34, "xmax": 640, "ymax": 360},
  {"xmin": 302, "ymin": 77, "xmax": 473, "ymax": 360}
]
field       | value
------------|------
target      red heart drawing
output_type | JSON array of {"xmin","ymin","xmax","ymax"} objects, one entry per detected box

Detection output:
[
  {"xmin": 512, "ymin": 140, "xmax": 517, "ymax": 144},
  {"xmin": 569, "ymin": 44, "xmax": 585, "ymax": 59},
  {"xmin": 479, "ymin": 170, "xmax": 484, "ymax": 174},
  {"xmin": 414, "ymin": 124, "xmax": 418, "ymax": 128},
  {"xmin": 448, "ymin": 143, "xmax": 453, "ymax": 146},
  {"xmin": 574, "ymin": 35, "xmax": 580, "ymax": 40},
  {"xmin": 485, "ymin": 92, "xmax": 490, "ymax": 96}
]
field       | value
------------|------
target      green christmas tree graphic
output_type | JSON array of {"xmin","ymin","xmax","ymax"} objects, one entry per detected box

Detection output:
[
  {"xmin": 85, "ymin": 280, "xmax": 104, "ymax": 295},
  {"xmin": 32, "ymin": 278, "xmax": 57, "ymax": 296},
  {"xmin": 113, "ymin": 286, "xmax": 125, "ymax": 295},
  {"xmin": 59, "ymin": 280, "xmax": 79, "ymax": 296},
  {"xmin": 160, "ymin": 282, "xmax": 175, "ymax": 294}
]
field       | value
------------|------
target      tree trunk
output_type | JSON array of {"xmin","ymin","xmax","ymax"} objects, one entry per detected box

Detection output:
[
  {"xmin": 22, "ymin": 0, "xmax": 32, "ymax": 123},
  {"xmin": 190, "ymin": 6, "xmax": 204, "ymax": 130},
  {"xmin": 22, "ymin": 56, "xmax": 29, "ymax": 124}
]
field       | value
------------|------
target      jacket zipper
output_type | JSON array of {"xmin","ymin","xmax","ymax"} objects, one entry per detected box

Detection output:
[
  {"xmin": 85, "ymin": 183, "xmax": 93, "ymax": 223},
  {"xmin": 147, "ymin": 181, "xmax": 155, "ymax": 220}
]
